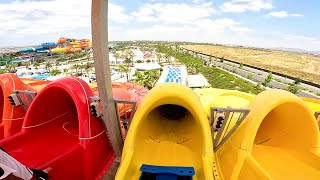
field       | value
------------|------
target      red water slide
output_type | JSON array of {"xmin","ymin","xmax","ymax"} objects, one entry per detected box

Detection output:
[
  {"xmin": 0, "ymin": 77, "xmax": 115, "ymax": 180},
  {"xmin": 0, "ymin": 74, "xmax": 49, "ymax": 139}
]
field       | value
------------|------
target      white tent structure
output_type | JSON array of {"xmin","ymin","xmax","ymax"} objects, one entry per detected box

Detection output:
[{"xmin": 134, "ymin": 63, "xmax": 161, "ymax": 71}]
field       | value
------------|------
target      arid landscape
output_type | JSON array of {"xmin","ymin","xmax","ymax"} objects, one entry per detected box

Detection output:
[{"xmin": 183, "ymin": 45, "xmax": 320, "ymax": 84}]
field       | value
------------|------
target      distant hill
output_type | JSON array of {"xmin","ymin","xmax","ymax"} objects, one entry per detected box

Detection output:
[{"xmin": 269, "ymin": 47, "xmax": 320, "ymax": 56}]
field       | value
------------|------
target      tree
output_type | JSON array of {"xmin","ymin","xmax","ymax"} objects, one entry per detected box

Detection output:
[
  {"xmin": 63, "ymin": 68, "xmax": 69, "ymax": 76},
  {"xmin": 79, "ymin": 65, "xmax": 84, "ymax": 77},
  {"xmin": 86, "ymin": 52, "xmax": 92, "ymax": 62},
  {"xmin": 83, "ymin": 63, "xmax": 91, "ymax": 81},
  {"xmin": 118, "ymin": 64, "xmax": 126, "ymax": 77},
  {"xmin": 118, "ymin": 64, "xmax": 130, "ymax": 81},
  {"xmin": 5, "ymin": 64, "xmax": 17, "ymax": 73},
  {"xmin": 71, "ymin": 64, "xmax": 80, "ymax": 75},
  {"xmin": 156, "ymin": 53, "xmax": 162, "ymax": 63},
  {"xmin": 58, "ymin": 54, "xmax": 67, "ymax": 62},
  {"xmin": 220, "ymin": 56, "xmax": 224, "ymax": 63},
  {"xmin": 134, "ymin": 70, "xmax": 160, "ymax": 89},
  {"xmin": 44, "ymin": 62, "xmax": 52, "ymax": 72},
  {"xmin": 123, "ymin": 58, "xmax": 132, "ymax": 81},
  {"xmin": 55, "ymin": 60, "xmax": 61, "ymax": 66},
  {"xmin": 125, "ymin": 49, "xmax": 134, "ymax": 65},
  {"xmin": 209, "ymin": 56, "xmax": 212, "ymax": 65},
  {"xmin": 114, "ymin": 52, "xmax": 121, "ymax": 65},
  {"xmin": 165, "ymin": 54, "xmax": 171, "ymax": 64},
  {"xmin": 22, "ymin": 62, "xmax": 29, "ymax": 68},
  {"xmin": 4, "ymin": 64, "xmax": 10, "ymax": 72},
  {"xmin": 286, "ymin": 83, "xmax": 300, "ymax": 94},
  {"xmin": 33, "ymin": 62, "xmax": 40, "ymax": 69},
  {"xmin": 50, "ymin": 68, "xmax": 61, "ymax": 76},
  {"xmin": 262, "ymin": 72, "xmax": 273, "ymax": 86},
  {"xmin": 294, "ymin": 77, "xmax": 302, "ymax": 85}
]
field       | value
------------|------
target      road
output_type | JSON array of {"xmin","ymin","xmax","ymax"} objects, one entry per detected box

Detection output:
[{"xmin": 183, "ymin": 48, "xmax": 319, "ymax": 99}]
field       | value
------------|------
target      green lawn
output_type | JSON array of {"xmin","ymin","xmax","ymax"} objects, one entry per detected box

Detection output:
[{"xmin": 200, "ymin": 66, "xmax": 263, "ymax": 94}]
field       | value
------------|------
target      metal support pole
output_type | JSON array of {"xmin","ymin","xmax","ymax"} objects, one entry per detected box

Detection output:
[{"xmin": 91, "ymin": 0, "xmax": 123, "ymax": 157}]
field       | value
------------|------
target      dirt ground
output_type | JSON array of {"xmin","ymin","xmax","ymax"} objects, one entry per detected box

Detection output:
[{"xmin": 183, "ymin": 45, "xmax": 320, "ymax": 84}]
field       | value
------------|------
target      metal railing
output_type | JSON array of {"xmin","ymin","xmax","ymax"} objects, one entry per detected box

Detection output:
[
  {"xmin": 89, "ymin": 96, "xmax": 138, "ymax": 140},
  {"xmin": 114, "ymin": 99, "xmax": 137, "ymax": 140},
  {"xmin": 12, "ymin": 90, "xmax": 37, "ymax": 111},
  {"xmin": 210, "ymin": 107, "xmax": 250, "ymax": 151}
]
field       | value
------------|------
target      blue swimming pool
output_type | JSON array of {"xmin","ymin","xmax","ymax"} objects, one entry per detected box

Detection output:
[{"xmin": 18, "ymin": 73, "xmax": 52, "ymax": 80}]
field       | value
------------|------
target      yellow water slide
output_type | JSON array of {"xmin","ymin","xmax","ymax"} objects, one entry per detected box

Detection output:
[
  {"xmin": 301, "ymin": 97, "xmax": 320, "ymax": 124},
  {"xmin": 50, "ymin": 47, "xmax": 67, "ymax": 53},
  {"xmin": 115, "ymin": 83, "xmax": 214, "ymax": 179},
  {"xmin": 215, "ymin": 89, "xmax": 320, "ymax": 180}
]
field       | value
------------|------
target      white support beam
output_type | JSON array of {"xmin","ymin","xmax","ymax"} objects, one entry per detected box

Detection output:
[{"xmin": 91, "ymin": 0, "xmax": 123, "ymax": 157}]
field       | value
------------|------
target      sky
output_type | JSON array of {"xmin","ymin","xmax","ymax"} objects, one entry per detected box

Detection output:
[{"xmin": 1, "ymin": 0, "xmax": 320, "ymax": 51}]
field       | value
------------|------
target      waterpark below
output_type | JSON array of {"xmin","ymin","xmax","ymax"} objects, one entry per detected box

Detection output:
[
  {"xmin": 1, "ymin": 43, "xmax": 320, "ymax": 180},
  {"xmin": 0, "ymin": 37, "xmax": 92, "ymax": 66}
]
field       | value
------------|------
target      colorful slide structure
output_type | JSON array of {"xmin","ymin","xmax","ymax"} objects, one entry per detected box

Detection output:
[
  {"xmin": 0, "ymin": 77, "xmax": 115, "ymax": 180},
  {"xmin": 51, "ymin": 37, "xmax": 92, "ymax": 54},
  {"xmin": 194, "ymin": 88, "xmax": 320, "ymax": 179},
  {"xmin": 195, "ymin": 88, "xmax": 320, "ymax": 125},
  {"xmin": 20, "ymin": 42, "xmax": 57, "ymax": 54},
  {"xmin": 0, "ymin": 74, "xmax": 49, "ymax": 140},
  {"xmin": 115, "ymin": 83, "xmax": 214, "ymax": 179},
  {"xmin": 115, "ymin": 84, "xmax": 320, "ymax": 179},
  {"xmin": 0, "ymin": 75, "xmax": 148, "ymax": 179},
  {"xmin": 1, "ymin": 73, "xmax": 320, "ymax": 179},
  {"xmin": 215, "ymin": 89, "xmax": 320, "ymax": 179}
]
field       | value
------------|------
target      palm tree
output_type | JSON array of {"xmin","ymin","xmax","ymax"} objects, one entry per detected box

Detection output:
[
  {"xmin": 123, "ymin": 57, "xmax": 132, "ymax": 81},
  {"xmin": 22, "ymin": 62, "xmax": 29, "ymax": 68},
  {"xmin": 71, "ymin": 64, "xmax": 80, "ymax": 75},
  {"xmin": 50, "ymin": 68, "xmax": 61, "ymax": 76},
  {"xmin": 44, "ymin": 62, "xmax": 52, "ymax": 72},
  {"xmin": 63, "ymin": 68, "xmax": 69, "ymax": 76},
  {"xmin": 156, "ymin": 53, "xmax": 162, "ymax": 63},
  {"xmin": 125, "ymin": 49, "xmax": 134, "ymax": 65},
  {"xmin": 134, "ymin": 70, "xmax": 159, "ymax": 89},
  {"xmin": 85, "ymin": 52, "xmax": 92, "ymax": 62},
  {"xmin": 33, "ymin": 62, "xmax": 40, "ymax": 69},
  {"xmin": 118, "ymin": 64, "xmax": 125, "ymax": 77},
  {"xmin": 165, "ymin": 54, "xmax": 170, "ymax": 64},
  {"xmin": 5, "ymin": 64, "xmax": 10, "ymax": 72},
  {"xmin": 5, "ymin": 64, "xmax": 17, "ymax": 73},
  {"xmin": 114, "ymin": 52, "xmax": 121, "ymax": 65},
  {"xmin": 79, "ymin": 65, "xmax": 84, "ymax": 77},
  {"xmin": 83, "ymin": 63, "xmax": 91, "ymax": 81},
  {"xmin": 118, "ymin": 64, "xmax": 130, "ymax": 81}
]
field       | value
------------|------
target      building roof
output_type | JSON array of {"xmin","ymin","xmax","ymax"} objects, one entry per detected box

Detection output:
[
  {"xmin": 134, "ymin": 63, "xmax": 161, "ymax": 71},
  {"xmin": 187, "ymin": 74, "xmax": 209, "ymax": 88}
]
